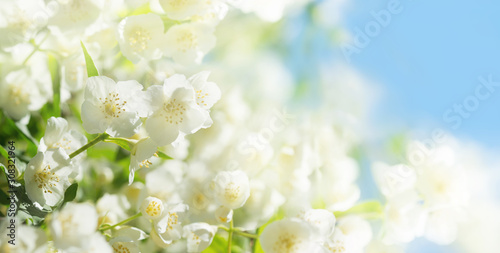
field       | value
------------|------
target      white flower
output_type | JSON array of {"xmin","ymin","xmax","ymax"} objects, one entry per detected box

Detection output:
[
  {"xmin": 164, "ymin": 22, "xmax": 215, "ymax": 65},
  {"xmin": 153, "ymin": 203, "xmax": 189, "ymax": 243},
  {"xmin": 212, "ymin": 170, "xmax": 250, "ymax": 209},
  {"xmin": 48, "ymin": 202, "xmax": 98, "ymax": 250},
  {"xmin": 260, "ymin": 218, "xmax": 318, "ymax": 253},
  {"xmin": 117, "ymin": 13, "xmax": 166, "ymax": 63},
  {"xmin": 140, "ymin": 196, "xmax": 165, "ymax": 220},
  {"xmin": 39, "ymin": 117, "xmax": 87, "ymax": 155},
  {"xmin": 157, "ymin": 0, "xmax": 205, "ymax": 20},
  {"xmin": 372, "ymin": 162, "xmax": 416, "ymax": 198},
  {"xmin": 423, "ymin": 208, "xmax": 463, "ymax": 245},
  {"xmin": 0, "ymin": 69, "xmax": 47, "ymax": 121},
  {"xmin": 84, "ymin": 233, "xmax": 114, "ymax": 253},
  {"xmin": 0, "ymin": 0, "xmax": 44, "ymax": 48},
  {"xmin": 109, "ymin": 226, "xmax": 148, "ymax": 253},
  {"xmin": 128, "ymin": 137, "xmax": 157, "ymax": 184},
  {"xmin": 81, "ymin": 76, "xmax": 147, "ymax": 137},
  {"xmin": 47, "ymin": 0, "xmax": 101, "ymax": 33},
  {"xmin": 60, "ymin": 55, "xmax": 87, "ymax": 92},
  {"xmin": 215, "ymin": 205, "xmax": 233, "ymax": 223},
  {"xmin": 96, "ymin": 193, "xmax": 131, "ymax": 226},
  {"xmin": 236, "ymin": 179, "xmax": 285, "ymax": 230},
  {"xmin": 145, "ymin": 160, "xmax": 184, "ymax": 202},
  {"xmin": 382, "ymin": 191, "xmax": 426, "ymax": 244},
  {"xmin": 24, "ymin": 149, "xmax": 73, "ymax": 206},
  {"xmin": 144, "ymin": 74, "xmax": 207, "ymax": 146},
  {"xmin": 190, "ymin": 0, "xmax": 228, "ymax": 25},
  {"xmin": 335, "ymin": 216, "xmax": 373, "ymax": 250},
  {"xmin": 299, "ymin": 209, "xmax": 336, "ymax": 239},
  {"xmin": 188, "ymin": 71, "xmax": 221, "ymax": 128},
  {"xmin": 0, "ymin": 222, "xmax": 47, "ymax": 253},
  {"xmin": 182, "ymin": 222, "xmax": 218, "ymax": 252}
]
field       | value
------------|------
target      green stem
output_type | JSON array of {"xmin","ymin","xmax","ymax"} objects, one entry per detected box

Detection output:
[
  {"xmin": 227, "ymin": 219, "xmax": 233, "ymax": 253},
  {"xmin": 99, "ymin": 213, "xmax": 142, "ymax": 231},
  {"xmin": 23, "ymin": 32, "xmax": 50, "ymax": 65},
  {"xmin": 218, "ymin": 225, "xmax": 229, "ymax": 232},
  {"xmin": 69, "ymin": 133, "xmax": 109, "ymax": 159},
  {"xmin": 233, "ymin": 230, "xmax": 258, "ymax": 239}
]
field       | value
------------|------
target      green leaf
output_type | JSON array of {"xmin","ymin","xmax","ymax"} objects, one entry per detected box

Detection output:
[
  {"xmin": 203, "ymin": 234, "xmax": 227, "ymax": 253},
  {"xmin": 105, "ymin": 138, "xmax": 132, "ymax": 151},
  {"xmin": 0, "ymin": 146, "xmax": 9, "ymax": 161},
  {"xmin": 333, "ymin": 200, "xmax": 383, "ymax": 219},
  {"xmin": 0, "ymin": 189, "xmax": 9, "ymax": 205},
  {"xmin": 48, "ymin": 54, "xmax": 61, "ymax": 117},
  {"xmin": 81, "ymin": 42, "xmax": 99, "ymax": 77},
  {"xmin": 63, "ymin": 183, "xmax": 78, "ymax": 203},
  {"xmin": 156, "ymin": 150, "xmax": 173, "ymax": 160}
]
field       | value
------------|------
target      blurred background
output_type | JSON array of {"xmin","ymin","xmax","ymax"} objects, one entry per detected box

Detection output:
[{"xmin": 238, "ymin": 1, "xmax": 500, "ymax": 252}]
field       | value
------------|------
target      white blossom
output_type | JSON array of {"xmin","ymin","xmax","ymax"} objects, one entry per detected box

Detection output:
[
  {"xmin": 212, "ymin": 170, "xmax": 250, "ymax": 209},
  {"xmin": 260, "ymin": 218, "xmax": 318, "ymax": 253},
  {"xmin": 182, "ymin": 222, "xmax": 218, "ymax": 252},
  {"xmin": 81, "ymin": 76, "xmax": 147, "ymax": 137},
  {"xmin": 48, "ymin": 202, "xmax": 99, "ymax": 250},
  {"xmin": 39, "ymin": 117, "xmax": 87, "ymax": 156},
  {"xmin": 117, "ymin": 13, "xmax": 166, "ymax": 63},
  {"xmin": 144, "ymin": 74, "xmax": 208, "ymax": 146},
  {"xmin": 24, "ymin": 149, "xmax": 74, "ymax": 206},
  {"xmin": 0, "ymin": 69, "xmax": 48, "ymax": 121},
  {"xmin": 164, "ymin": 22, "xmax": 216, "ymax": 65}
]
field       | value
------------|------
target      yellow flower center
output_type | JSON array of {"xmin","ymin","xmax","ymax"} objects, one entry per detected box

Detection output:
[
  {"xmin": 273, "ymin": 233, "xmax": 300, "ymax": 252},
  {"xmin": 145, "ymin": 200, "xmax": 162, "ymax": 218},
  {"xmin": 176, "ymin": 30, "xmax": 197, "ymax": 52},
  {"xmin": 128, "ymin": 27, "xmax": 151, "ymax": 53},
  {"xmin": 112, "ymin": 242, "xmax": 131, "ymax": 253},
  {"xmin": 162, "ymin": 99, "xmax": 186, "ymax": 125},
  {"xmin": 34, "ymin": 165, "xmax": 60, "ymax": 194},
  {"xmin": 225, "ymin": 182, "xmax": 240, "ymax": 202},
  {"xmin": 99, "ymin": 92, "xmax": 127, "ymax": 119},
  {"xmin": 8, "ymin": 84, "xmax": 29, "ymax": 106},
  {"xmin": 167, "ymin": 212, "xmax": 179, "ymax": 230}
]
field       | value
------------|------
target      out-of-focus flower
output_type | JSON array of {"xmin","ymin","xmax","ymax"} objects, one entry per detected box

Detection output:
[
  {"xmin": 334, "ymin": 216, "xmax": 373, "ymax": 252},
  {"xmin": 117, "ymin": 13, "xmax": 166, "ymax": 63},
  {"xmin": 24, "ymin": 149, "xmax": 74, "ymax": 206},
  {"xmin": 215, "ymin": 205, "xmax": 233, "ymax": 223},
  {"xmin": 212, "ymin": 170, "xmax": 250, "ymax": 209},
  {"xmin": 164, "ymin": 23, "xmax": 215, "ymax": 65},
  {"xmin": 109, "ymin": 226, "xmax": 148, "ymax": 253},
  {"xmin": 0, "ymin": 69, "xmax": 48, "ymax": 121},
  {"xmin": 0, "ymin": 222, "xmax": 47, "ymax": 253},
  {"xmin": 260, "ymin": 218, "xmax": 318, "ymax": 253},
  {"xmin": 39, "ymin": 117, "xmax": 87, "ymax": 156},
  {"xmin": 382, "ymin": 191, "xmax": 426, "ymax": 244},
  {"xmin": 81, "ymin": 76, "xmax": 147, "ymax": 137},
  {"xmin": 128, "ymin": 137, "xmax": 157, "ymax": 184},
  {"xmin": 157, "ymin": 0, "xmax": 205, "ymax": 20},
  {"xmin": 97, "ymin": 193, "xmax": 131, "ymax": 226},
  {"xmin": 48, "ymin": 202, "xmax": 100, "ymax": 250},
  {"xmin": 299, "ymin": 209, "xmax": 336, "ymax": 240},
  {"xmin": 182, "ymin": 222, "xmax": 218, "ymax": 252},
  {"xmin": 47, "ymin": 0, "xmax": 101, "ymax": 33}
]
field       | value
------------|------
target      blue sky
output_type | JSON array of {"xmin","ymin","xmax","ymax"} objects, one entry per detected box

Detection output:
[
  {"xmin": 332, "ymin": 1, "xmax": 500, "ymax": 252},
  {"xmin": 340, "ymin": 0, "xmax": 500, "ymax": 150}
]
